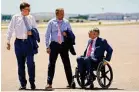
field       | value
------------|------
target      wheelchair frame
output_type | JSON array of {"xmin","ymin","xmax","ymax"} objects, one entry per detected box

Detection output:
[{"xmin": 71, "ymin": 59, "xmax": 113, "ymax": 89}]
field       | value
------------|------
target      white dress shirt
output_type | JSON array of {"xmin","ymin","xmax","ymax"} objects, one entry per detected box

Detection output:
[
  {"xmin": 7, "ymin": 13, "xmax": 37, "ymax": 43},
  {"xmin": 90, "ymin": 37, "xmax": 98, "ymax": 58}
]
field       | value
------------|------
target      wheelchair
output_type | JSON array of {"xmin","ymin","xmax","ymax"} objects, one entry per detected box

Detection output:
[{"xmin": 71, "ymin": 58, "xmax": 113, "ymax": 89}]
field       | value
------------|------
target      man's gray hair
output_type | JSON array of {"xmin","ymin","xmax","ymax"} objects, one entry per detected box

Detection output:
[
  {"xmin": 55, "ymin": 8, "xmax": 64, "ymax": 15},
  {"xmin": 89, "ymin": 27, "xmax": 100, "ymax": 34}
]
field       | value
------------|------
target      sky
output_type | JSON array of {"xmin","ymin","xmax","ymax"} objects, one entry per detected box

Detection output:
[{"xmin": 1, "ymin": 0, "xmax": 139, "ymax": 14}]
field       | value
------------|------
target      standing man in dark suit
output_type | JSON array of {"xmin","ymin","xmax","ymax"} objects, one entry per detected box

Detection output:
[
  {"xmin": 45, "ymin": 8, "xmax": 75, "ymax": 89},
  {"xmin": 6, "ymin": 2, "xmax": 38, "ymax": 90},
  {"xmin": 77, "ymin": 28, "xmax": 113, "ymax": 88}
]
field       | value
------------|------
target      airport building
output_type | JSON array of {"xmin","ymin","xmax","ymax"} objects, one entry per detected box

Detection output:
[{"xmin": 88, "ymin": 13, "xmax": 124, "ymax": 21}]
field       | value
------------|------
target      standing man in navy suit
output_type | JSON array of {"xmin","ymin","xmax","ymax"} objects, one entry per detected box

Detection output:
[
  {"xmin": 77, "ymin": 28, "xmax": 113, "ymax": 88},
  {"xmin": 6, "ymin": 2, "xmax": 38, "ymax": 90}
]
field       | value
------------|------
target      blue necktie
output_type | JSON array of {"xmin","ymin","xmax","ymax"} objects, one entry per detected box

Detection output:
[{"xmin": 23, "ymin": 16, "xmax": 30, "ymax": 31}]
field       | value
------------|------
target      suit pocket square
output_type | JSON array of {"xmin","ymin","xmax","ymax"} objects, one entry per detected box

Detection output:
[{"xmin": 95, "ymin": 46, "xmax": 100, "ymax": 48}]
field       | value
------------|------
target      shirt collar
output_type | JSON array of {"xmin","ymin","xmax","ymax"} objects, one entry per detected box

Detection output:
[
  {"xmin": 56, "ymin": 18, "xmax": 63, "ymax": 23},
  {"xmin": 93, "ymin": 37, "xmax": 98, "ymax": 42},
  {"xmin": 91, "ymin": 37, "xmax": 97, "ymax": 42},
  {"xmin": 20, "ymin": 13, "xmax": 24, "ymax": 17},
  {"xmin": 20, "ymin": 13, "xmax": 30, "ymax": 17}
]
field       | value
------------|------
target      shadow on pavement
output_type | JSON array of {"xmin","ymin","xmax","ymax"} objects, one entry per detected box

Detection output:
[
  {"xmin": 25, "ymin": 88, "xmax": 54, "ymax": 91},
  {"xmin": 85, "ymin": 87, "xmax": 124, "ymax": 90},
  {"xmin": 24, "ymin": 87, "xmax": 124, "ymax": 91}
]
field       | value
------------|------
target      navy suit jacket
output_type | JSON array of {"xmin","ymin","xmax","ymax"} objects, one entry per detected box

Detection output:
[
  {"xmin": 64, "ymin": 29, "xmax": 75, "ymax": 45},
  {"xmin": 83, "ymin": 37, "xmax": 113, "ymax": 61},
  {"xmin": 31, "ymin": 28, "xmax": 40, "ymax": 42},
  {"xmin": 64, "ymin": 29, "xmax": 76, "ymax": 55},
  {"xmin": 28, "ymin": 28, "xmax": 40, "ymax": 54}
]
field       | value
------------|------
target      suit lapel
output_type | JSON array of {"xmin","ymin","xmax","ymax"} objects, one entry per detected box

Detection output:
[
  {"xmin": 85, "ymin": 38, "xmax": 100, "ymax": 56},
  {"xmin": 95, "ymin": 37, "xmax": 100, "ymax": 47},
  {"xmin": 87, "ymin": 39, "xmax": 91, "ymax": 47},
  {"xmin": 87, "ymin": 38, "xmax": 100, "ymax": 48}
]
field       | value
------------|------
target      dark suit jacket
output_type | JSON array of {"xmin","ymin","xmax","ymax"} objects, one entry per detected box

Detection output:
[
  {"xmin": 64, "ymin": 29, "xmax": 76, "ymax": 55},
  {"xmin": 28, "ymin": 28, "xmax": 40, "ymax": 54},
  {"xmin": 31, "ymin": 28, "xmax": 40, "ymax": 42},
  {"xmin": 83, "ymin": 37, "xmax": 113, "ymax": 61}
]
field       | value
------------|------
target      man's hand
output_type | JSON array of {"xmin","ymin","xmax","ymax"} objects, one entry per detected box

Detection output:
[
  {"xmin": 7, "ymin": 43, "xmax": 10, "ymax": 50},
  {"xmin": 103, "ymin": 61, "xmax": 108, "ymax": 65},
  {"xmin": 103, "ymin": 59, "xmax": 108, "ymax": 65},
  {"xmin": 63, "ymin": 32, "xmax": 67, "ymax": 37},
  {"xmin": 46, "ymin": 48, "xmax": 51, "ymax": 54},
  {"xmin": 27, "ymin": 31, "xmax": 32, "ymax": 35}
]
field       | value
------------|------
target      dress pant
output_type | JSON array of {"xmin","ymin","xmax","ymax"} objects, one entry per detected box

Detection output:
[
  {"xmin": 14, "ymin": 38, "xmax": 35, "ymax": 87},
  {"xmin": 77, "ymin": 56, "xmax": 98, "ymax": 84},
  {"xmin": 47, "ymin": 41, "xmax": 73, "ymax": 85}
]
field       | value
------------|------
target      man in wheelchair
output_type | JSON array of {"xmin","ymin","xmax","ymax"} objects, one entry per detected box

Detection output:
[{"xmin": 77, "ymin": 28, "xmax": 113, "ymax": 88}]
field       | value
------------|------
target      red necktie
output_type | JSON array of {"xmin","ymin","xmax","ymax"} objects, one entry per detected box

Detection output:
[{"xmin": 86, "ymin": 40, "xmax": 93, "ymax": 57}]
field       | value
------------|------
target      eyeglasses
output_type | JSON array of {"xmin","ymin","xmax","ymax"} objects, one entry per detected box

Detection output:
[{"xmin": 24, "ymin": 8, "xmax": 30, "ymax": 12}]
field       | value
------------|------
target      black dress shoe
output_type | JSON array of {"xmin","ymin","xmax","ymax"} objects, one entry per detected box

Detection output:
[
  {"xmin": 81, "ymin": 82, "xmax": 86, "ymax": 89},
  {"xmin": 31, "ymin": 83, "xmax": 36, "ymax": 90},
  {"xmin": 71, "ymin": 82, "xmax": 76, "ymax": 89},
  {"xmin": 19, "ymin": 86, "xmax": 26, "ymax": 90},
  {"xmin": 81, "ymin": 86, "xmax": 86, "ymax": 89},
  {"xmin": 89, "ymin": 83, "xmax": 94, "ymax": 89},
  {"xmin": 66, "ymin": 85, "xmax": 71, "ymax": 88},
  {"xmin": 66, "ymin": 82, "xmax": 76, "ymax": 89}
]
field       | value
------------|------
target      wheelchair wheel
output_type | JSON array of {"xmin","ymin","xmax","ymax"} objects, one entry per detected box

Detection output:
[
  {"xmin": 75, "ymin": 67, "xmax": 90, "ymax": 87},
  {"xmin": 96, "ymin": 62, "xmax": 113, "ymax": 89}
]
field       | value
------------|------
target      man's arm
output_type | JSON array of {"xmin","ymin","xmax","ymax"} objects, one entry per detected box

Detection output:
[
  {"xmin": 32, "ymin": 16, "xmax": 37, "ymax": 28},
  {"xmin": 104, "ymin": 39, "xmax": 113, "ymax": 61},
  {"xmin": 32, "ymin": 16, "xmax": 40, "ymax": 42},
  {"xmin": 66, "ymin": 20, "xmax": 72, "ymax": 31},
  {"xmin": 7, "ymin": 15, "xmax": 16, "ymax": 50},
  {"xmin": 83, "ymin": 40, "xmax": 90, "ymax": 57},
  {"xmin": 45, "ymin": 21, "xmax": 52, "ymax": 53},
  {"xmin": 66, "ymin": 21, "xmax": 76, "ymax": 44}
]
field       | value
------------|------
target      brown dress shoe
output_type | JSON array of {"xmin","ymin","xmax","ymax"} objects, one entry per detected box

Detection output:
[{"xmin": 45, "ymin": 84, "xmax": 53, "ymax": 91}]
